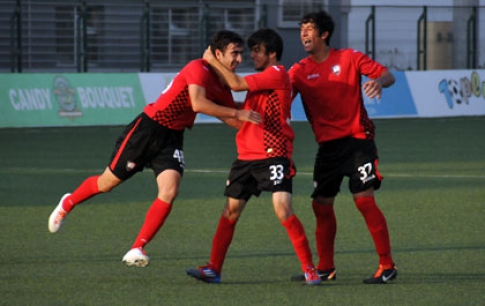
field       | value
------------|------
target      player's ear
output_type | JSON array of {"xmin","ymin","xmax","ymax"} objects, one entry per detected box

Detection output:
[{"xmin": 214, "ymin": 49, "xmax": 224, "ymax": 60}]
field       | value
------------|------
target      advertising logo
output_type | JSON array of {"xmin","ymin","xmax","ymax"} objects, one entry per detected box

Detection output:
[
  {"xmin": 439, "ymin": 71, "xmax": 485, "ymax": 109},
  {"xmin": 52, "ymin": 76, "xmax": 82, "ymax": 119}
]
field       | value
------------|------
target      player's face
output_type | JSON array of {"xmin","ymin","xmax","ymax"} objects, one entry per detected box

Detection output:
[
  {"xmin": 300, "ymin": 22, "xmax": 326, "ymax": 54},
  {"xmin": 218, "ymin": 43, "xmax": 244, "ymax": 72},
  {"xmin": 250, "ymin": 44, "xmax": 270, "ymax": 72}
]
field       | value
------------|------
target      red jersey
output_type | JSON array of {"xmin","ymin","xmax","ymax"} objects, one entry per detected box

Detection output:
[
  {"xmin": 143, "ymin": 59, "xmax": 235, "ymax": 131},
  {"xmin": 289, "ymin": 48, "xmax": 387, "ymax": 143},
  {"xmin": 236, "ymin": 65, "xmax": 294, "ymax": 160}
]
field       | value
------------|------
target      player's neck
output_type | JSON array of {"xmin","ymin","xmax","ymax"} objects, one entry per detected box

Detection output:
[{"xmin": 310, "ymin": 46, "xmax": 331, "ymax": 63}]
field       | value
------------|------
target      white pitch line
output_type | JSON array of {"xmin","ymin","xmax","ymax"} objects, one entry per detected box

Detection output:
[
  {"xmin": 181, "ymin": 169, "xmax": 485, "ymax": 179},
  {"xmin": 2, "ymin": 167, "xmax": 485, "ymax": 179}
]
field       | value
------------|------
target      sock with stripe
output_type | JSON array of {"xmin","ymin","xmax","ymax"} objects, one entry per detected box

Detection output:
[
  {"xmin": 62, "ymin": 175, "xmax": 100, "ymax": 213},
  {"xmin": 131, "ymin": 199, "xmax": 172, "ymax": 249}
]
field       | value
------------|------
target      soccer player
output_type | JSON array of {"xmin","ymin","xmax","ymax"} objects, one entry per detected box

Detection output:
[
  {"xmin": 186, "ymin": 28, "xmax": 321, "ymax": 285},
  {"xmin": 288, "ymin": 11, "xmax": 398, "ymax": 284},
  {"xmin": 47, "ymin": 30, "xmax": 262, "ymax": 267}
]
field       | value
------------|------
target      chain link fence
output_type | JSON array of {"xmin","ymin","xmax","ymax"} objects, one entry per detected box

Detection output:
[{"xmin": 1, "ymin": 0, "xmax": 484, "ymax": 72}]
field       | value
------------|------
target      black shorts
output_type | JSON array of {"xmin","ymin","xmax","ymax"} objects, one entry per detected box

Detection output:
[
  {"xmin": 224, "ymin": 157, "xmax": 295, "ymax": 201},
  {"xmin": 312, "ymin": 137, "xmax": 383, "ymax": 198},
  {"xmin": 109, "ymin": 112, "xmax": 185, "ymax": 180}
]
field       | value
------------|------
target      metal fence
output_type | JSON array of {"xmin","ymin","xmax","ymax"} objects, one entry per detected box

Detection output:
[{"xmin": 1, "ymin": 0, "xmax": 484, "ymax": 73}]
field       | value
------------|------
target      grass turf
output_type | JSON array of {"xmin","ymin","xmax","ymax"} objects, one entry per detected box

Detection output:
[{"xmin": 1, "ymin": 117, "xmax": 484, "ymax": 306}]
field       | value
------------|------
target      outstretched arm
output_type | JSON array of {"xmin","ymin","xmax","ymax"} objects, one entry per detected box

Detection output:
[
  {"xmin": 188, "ymin": 84, "xmax": 261, "ymax": 124},
  {"xmin": 218, "ymin": 117, "xmax": 243, "ymax": 130},
  {"xmin": 362, "ymin": 70, "xmax": 395, "ymax": 99},
  {"xmin": 203, "ymin": 47, "xmax": 249, "ymax": 92}
]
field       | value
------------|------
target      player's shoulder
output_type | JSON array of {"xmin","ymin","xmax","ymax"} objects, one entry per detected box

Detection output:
[
  {"xmin": 294, "ymin": 56, "xmax": 311, "ymax": 67},
  {"xmin": 184, "ymin": 58, "xmax": 210, "ymax": 71},
  {"xmin": 266, "ymin": 65, "xmax": 288, "ymax": 74},
  {"xmin": 336, "ymin": 48, "xmax": 368, "ymax": 58},
  {"xmin": 180, "ymin": 59, "xmax": 213, "ymax": 81},
  {"xmin": 289, "ymin": 57, "xmax": 310, "ymax": 73}
]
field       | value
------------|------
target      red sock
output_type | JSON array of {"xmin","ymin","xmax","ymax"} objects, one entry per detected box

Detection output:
[
  {"xmin": 312, "ymin": 201, "xmax": 337, "ymax": 271},
  {"xmin": 209, "ymin": 215, "xmax": 237, "ymax": 274},
  {"xmin": 131, "ymin": 199, "xmax": 172, "ymax": 249},
  {"xmin": 281, "ymin": 214, "xmax": 314, "ymax": 271},
  {"xmin": 354, "ymin": 196, "xmax": 394, "ymax": 267},
  {"xmin": 62, "ymin": 175, "xmax": 100, "ymax": 212}
]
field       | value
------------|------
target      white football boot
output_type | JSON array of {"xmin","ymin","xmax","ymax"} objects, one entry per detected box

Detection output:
[
  {"xmin": 48, "ymin": 193, "xmax": 71, "ymax": 233},
  {"xmin": 122, "ymin": 247, "xmax": 150, "ymax": 267}
]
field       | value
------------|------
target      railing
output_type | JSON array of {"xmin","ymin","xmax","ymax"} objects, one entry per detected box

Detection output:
[
  {"xmin": 417, "ymin": 6, "xmax": 427, "ymax": 70},
  {"xmin": 1, "ymin": 0, "xmax": 484, "ymax": 73}
]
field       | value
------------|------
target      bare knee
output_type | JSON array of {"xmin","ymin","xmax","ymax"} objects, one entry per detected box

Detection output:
[
  {"xmin": 222, "ymin": 198, "xmax": 246, "ymax": 221},
  {"xmin": 272, "ymin": 192, "xmax": 294, "ymax": 222},
  {"xmin": 97, "ymin": 169, "xmax": 122, "ymax": 193},
  {"xmin": 157, "ymin": 187, "xmax": 179, "ymax": 204},
  {"xmin": 156, "ymin": 170, "xmax": 182, "ymax": 204}
]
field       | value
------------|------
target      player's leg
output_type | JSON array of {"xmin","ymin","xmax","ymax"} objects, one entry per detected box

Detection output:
[
  {"xmin": 48, "ymin": 114, "xmax": 144, "ymax": 234},
  {"xmin": 186, "ymin": 197, "xmax": 246, "ymax": 283},
  {"xmin": 122, "ymin": 122, "xmax": 185, "ymax": 267},
  {"xmin": 291, "ymin": 195, "xmax": 338, "ymax": 282},
  {"xmin": 292, "ymin": 143, "xmax": 343, "ymax": 282},
  {"xmin": 310, "ymin": 150, "xmax": 342, "ymax": 280},
  {"xmin": 123, "ymin": 169, "xmax": 181, "ymax": 267},
  {"xmin": 187, "ymin": 160, "xmax": 252, "ymax": 283},
  {"xmin": 348, "ymin": 139, "xmax": 396, "ymax": 283},
  {"xmin": 48, "ymin": 167, "xmax": 122, "ymax": 233},
  {"xmin": 273, "ymin": 191, "xmax": 321, "ymax": 285},
  {"xmin": 210, "ymin": 197, "xmax": 246, "ymax": 272},
  {"xmin": 311, "ymin": 196, "xmax": 338, "ymax": 278},
  {"xmin": 353, "ymin": 188, "xmax": 397, "ymax": 284}
]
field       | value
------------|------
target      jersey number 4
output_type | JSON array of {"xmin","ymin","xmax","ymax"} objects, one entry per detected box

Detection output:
[{"xmin": 173, "ymin": 149, "xmax": 185, "ymax": 164}]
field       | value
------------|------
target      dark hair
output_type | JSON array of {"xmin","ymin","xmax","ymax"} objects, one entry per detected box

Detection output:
[
  {"xmin": 247, "ymin": 28, "xmax": 284, "ymax": 61},
  {"xmin": 210, "ymin": 30, "xmax": 244, "ymax": 54},
  {"xmin": 300, "ymin": 11, "xmax": 335, "ymax": 46}
]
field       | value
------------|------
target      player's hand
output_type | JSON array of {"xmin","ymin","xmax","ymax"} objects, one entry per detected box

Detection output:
[
  {"xmin": 236, "ymin": 109, "xmax": 262, "ymax": 124},
  {"xmin": 362, "ymin": 79, "xmax": 383, "ymax": 99},
  {"xmin": 203, "ymin": 46, "xmax": 215, "ymax": 63}
]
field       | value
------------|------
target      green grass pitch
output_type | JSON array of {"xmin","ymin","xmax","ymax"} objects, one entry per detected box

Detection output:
[{"xmin": 1, "ymin": 117, "xmax": 484, "ymax": 306}]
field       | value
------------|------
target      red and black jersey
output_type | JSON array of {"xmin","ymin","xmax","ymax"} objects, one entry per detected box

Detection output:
[
  {"xmin": 289, "ymin": 48, "xmax": 387, "ymax": 143},
  {"xmin": 236, "ymin": 65, "xmax": 294, "ymax": 160},
  {"xmin": 143, "ymin": 59, "xmax": 236, "ymax": 131}
]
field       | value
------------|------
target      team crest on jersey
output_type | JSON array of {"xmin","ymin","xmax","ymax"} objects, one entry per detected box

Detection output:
[{"xmin": 332, "ymin": 65, "xmax": 341, "ymax": 75}]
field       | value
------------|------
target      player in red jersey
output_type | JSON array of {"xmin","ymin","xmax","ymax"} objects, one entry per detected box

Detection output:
[
  {"xmin": 288, "ymin": 11, "xmax": 398, "ymax": 284},
  {"xmin": 186, "ymin": 28, "xmax": 321, "ymax": 285},
  {"xmin": 47, "ymin": 30, "xmax": 261, "ymax": 267}
]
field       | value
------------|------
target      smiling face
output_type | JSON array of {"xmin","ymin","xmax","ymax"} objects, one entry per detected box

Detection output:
[
  {"xmin": 250, "ymin": 43, "xmax": 272, "ymax": 72},
  {"xmin": 300, "ymin": 22, "xmax": 327, "ymax": 55},
  {"xmin": 216, "ymin": 43, "xmax": 244, "ymax": 72}
]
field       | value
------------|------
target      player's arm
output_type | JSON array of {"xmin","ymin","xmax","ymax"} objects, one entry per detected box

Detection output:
[
  {"xmin": 203, "ymin": 47, "xmax": 248, "ymax": 92},
  {"xmin": 288, "ymin": 64, "xmax": 300, "ymax": 101},
  {"xmin": 188, "ymin": 84, "xmax": 261, "ymax": 124},
  {"xmin": 362, "ymin": 70, "xmax": 395, "ymax": 99},
  {"xmin": 218, "ymin": 117, "xmax": 243, "ymax": 130}
]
